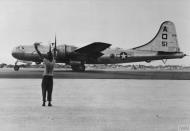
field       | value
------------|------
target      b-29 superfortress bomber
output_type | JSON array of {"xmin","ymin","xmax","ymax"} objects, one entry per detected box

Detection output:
[{"xmin": 12, "ymin": 21, "xmax": 186, "ymax": 71}]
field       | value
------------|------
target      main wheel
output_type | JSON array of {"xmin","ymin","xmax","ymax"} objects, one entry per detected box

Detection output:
[
  {"xmin": 71, "ymin": 65, "xmax": 85, "ymax": 72},
  {"xmin": 79, "ymin": 65, "xmax": 85, "ymax": 72}
]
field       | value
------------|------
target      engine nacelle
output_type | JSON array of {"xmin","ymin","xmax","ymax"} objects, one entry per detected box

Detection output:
[
  {"xmin": 145, "ymin": 60, "xmax": 151, "ymax": 63},
  {"xmin": 35, "ymin": 62, "xmax": 41, "ymax": 65},
  {"xmin": 57, "ymin": 45, "xmax": 78, "ymax": 57}
]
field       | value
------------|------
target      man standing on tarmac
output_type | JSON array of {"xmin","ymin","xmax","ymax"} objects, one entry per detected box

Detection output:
[{"xmin": 34, "ymin": 43, "xmax": 56, "ymax": 106}]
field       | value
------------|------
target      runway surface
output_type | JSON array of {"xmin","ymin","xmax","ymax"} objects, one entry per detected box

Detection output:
[
  {"xmin": 0, "ymin": 79, "xmax": 190, "ymax": 131},
  {"xmin": 0, "ymin": 68, "xmax": 190, "ymax": 79}
]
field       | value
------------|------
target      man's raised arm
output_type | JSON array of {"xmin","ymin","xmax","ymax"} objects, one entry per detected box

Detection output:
[
  {"xmin": 34, "ymin": 43, "xmax": 44, "ymax": 60},
  {"xmin": 50, "ymin": 42, "xmax": 57, "ymax": 63}
]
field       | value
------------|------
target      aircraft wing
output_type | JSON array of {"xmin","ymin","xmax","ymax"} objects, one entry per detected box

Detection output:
[{"xmin": 74, "ymin": 42, "xmax": 111, "ymax": 58}]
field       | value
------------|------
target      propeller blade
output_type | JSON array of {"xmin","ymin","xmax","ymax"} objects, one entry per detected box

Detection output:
[
  {"xmin": 54, "ymin": 35, "xmax": 57, "ymax": 56},
  {"xmin": 49, "ymin": 43, "xmax": 51, "ymax": 52},
  {"xmin": 55, "ymin": 35, "xmax": 57, "ymax": 49}
]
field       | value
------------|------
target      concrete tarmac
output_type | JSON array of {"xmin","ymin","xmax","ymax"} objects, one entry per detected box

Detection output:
[
  {"xmin": 0, "ymin": 79, "xmax": 190, "ymax": 131},
  {"xmin": 0, "ymin": 68, "xmax": 190, "ymax": 79}
]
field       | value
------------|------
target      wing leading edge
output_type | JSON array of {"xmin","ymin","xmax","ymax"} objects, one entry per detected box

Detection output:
[{"xmin": 74, "ymin": 42, "xmax": 111, "ymax": 59}]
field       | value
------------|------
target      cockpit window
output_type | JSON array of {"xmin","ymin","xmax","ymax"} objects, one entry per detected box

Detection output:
[{"xmin": 17, "ymin": 46, "xmax": 24, "ymax": 50}]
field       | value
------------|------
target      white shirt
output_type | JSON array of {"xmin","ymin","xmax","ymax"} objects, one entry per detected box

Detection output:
[{"xmin": 43, "ymin": 58, "xmax": 55, "ymax": 76}]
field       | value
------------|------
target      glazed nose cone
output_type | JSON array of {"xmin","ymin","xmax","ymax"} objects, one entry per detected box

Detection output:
[{"xmin": 12, "ymin": 47, "xmax": 20, "ymax": 59}]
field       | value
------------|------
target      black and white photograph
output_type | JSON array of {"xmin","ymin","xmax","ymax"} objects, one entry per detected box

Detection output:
[{"xmin": 0, "ymin": 0, "xmax": 190, "ymax": 130}]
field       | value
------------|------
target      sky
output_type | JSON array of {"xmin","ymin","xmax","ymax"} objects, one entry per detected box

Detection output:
[{"xmin": 0, "ymin": 0, "xmax": 190, "ymax": 65}]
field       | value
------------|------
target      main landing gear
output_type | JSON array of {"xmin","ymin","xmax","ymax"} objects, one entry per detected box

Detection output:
[{"xmin": 71, "ymin": 64, "xmax": 85, "ymax": 72}]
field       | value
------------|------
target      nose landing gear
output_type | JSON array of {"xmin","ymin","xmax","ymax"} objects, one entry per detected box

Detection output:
[
  {"xmin": 14, "ymin": 65, "xmax": 20, "ymax": 71},
  {"xmin": 14, "ymin": 60, "xmax": 20, "ymax": 71}
]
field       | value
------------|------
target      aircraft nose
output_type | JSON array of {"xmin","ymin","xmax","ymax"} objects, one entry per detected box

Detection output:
[{"xmin": 12, "ymin": 47, "xmax": 20, "ymax": 59}]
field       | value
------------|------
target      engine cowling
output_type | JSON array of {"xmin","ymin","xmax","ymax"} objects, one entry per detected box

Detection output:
[
  {"xmin": 145, "ymin": 60, "xmax": 151, "ymax": 63},
  {"xmin": 35, "ymin": 62, "xmax": 41, "ymax": 65}
]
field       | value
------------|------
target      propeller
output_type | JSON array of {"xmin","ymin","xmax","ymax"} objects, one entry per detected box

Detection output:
[
  {"xmin": 54, "ymin": 35, "xmax": 57, "ymax": 56},
  {"xmin": 49, "ymin": 43, "xmax": 51, "ymax": 52}
]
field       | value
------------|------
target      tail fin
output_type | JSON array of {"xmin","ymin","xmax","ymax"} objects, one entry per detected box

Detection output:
[{"xmin": 133, "ymin": 21, "xmax": 180, "ymax": 52}]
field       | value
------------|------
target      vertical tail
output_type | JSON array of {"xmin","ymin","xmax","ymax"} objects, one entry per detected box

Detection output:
[{"xmin": 133, "ymin": 21, "xmax": 180, "ymax": 52}]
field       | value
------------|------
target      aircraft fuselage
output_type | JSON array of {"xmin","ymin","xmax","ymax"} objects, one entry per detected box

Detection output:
[
  {"xmin": 12, "ymin": 44, "xmax": 185, "ymax": 65},
  {"xmin": 11, "ymin": 21, "xmax": 186, "ymax": 71}
]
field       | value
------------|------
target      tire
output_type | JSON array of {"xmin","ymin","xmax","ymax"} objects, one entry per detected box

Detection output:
[{"xmin": 71, "ymin": 65, "xmax": 85, "ymax": 72}]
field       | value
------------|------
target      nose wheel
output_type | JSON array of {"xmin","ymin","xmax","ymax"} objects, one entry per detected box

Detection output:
[
  {"xmin": 14, "ymin": 65, "xmax": 20, "ymax": 71},
  {"xmin": 14, "ymin": 60, "xmax": 20, "ymax": 71}
]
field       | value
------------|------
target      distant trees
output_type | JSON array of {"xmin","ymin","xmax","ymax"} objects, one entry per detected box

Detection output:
[{"xmin": 0, "ymin": 62, "xmax": 189, "ymax": 70}]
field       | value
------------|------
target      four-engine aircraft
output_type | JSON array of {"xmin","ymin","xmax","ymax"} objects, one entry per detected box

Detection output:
[{"xmin": 12, "ymin": 21, "xmax": 186, "ymax": 71}]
